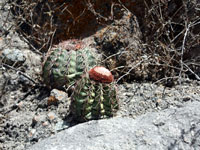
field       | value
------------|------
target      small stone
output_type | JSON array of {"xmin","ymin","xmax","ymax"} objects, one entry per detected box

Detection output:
[
  {"xmin": 0, "ymin": 113, "xmax": 5, "ymax": 119},
  {"xmin": 15, "ymin": 144, "xmax": 25, "ymax": 150},
  {"xmin": 47, "ymin": 96, "xmax": 58, "ymax": 106},
  {"xmin": 156, "ymin": 99, "xmax": 162, "ymax": 103},
  {"xmin": 28, "ymin": 129, "xmax": 36, "ymax": 138},
  {"xmin": 54, "ymin": 120, "xmax": 70, "ymax": 131},
  {"xmin": 1, "ymin": 48, "xmax": 26, "ymax": 66},
  {"xmin": 48, "ymin": 89, "xmax": 68, "ymax": 106},
  {"xmin": 42, "ymin": 121, "xmax": 49, "ymax": 127},
  {"xmin": 32, "ymin": 114, "xmax": 47, "ymax": 126},
  {"xmin": 47, "ymin": 112, "xmax": 56, "ymax": 121},
  {"xmin": 0, "ymin": 136, "xmax": 5, "ymax": 143}
]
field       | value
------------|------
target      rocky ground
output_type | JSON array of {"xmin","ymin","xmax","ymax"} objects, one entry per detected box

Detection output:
[{"xmin": 0, "ymin": 1, "xmax": 200, "ymax": 150}]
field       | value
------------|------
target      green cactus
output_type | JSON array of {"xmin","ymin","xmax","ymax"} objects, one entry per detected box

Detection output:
[
  {"xmin": 71, "ymin": 74, "xmax": 118, "ymax": 122},
  {"xmin": 42, "ymin": 47, "xmax": 97, "ymax": 89}
]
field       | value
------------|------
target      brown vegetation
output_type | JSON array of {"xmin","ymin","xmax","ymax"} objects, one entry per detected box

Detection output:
[{"xmin": 9, "ymin": 0, "xmax": 200, "ymax": 84}]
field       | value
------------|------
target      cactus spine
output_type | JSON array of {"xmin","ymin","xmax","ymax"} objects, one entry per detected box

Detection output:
[
  {"xmin": 42, "ymin": 47, "xmax": 97, "ymax": 89},
  {"xmin": 71, "ymin": 74, "xmax": 118, "ymax": 122}
]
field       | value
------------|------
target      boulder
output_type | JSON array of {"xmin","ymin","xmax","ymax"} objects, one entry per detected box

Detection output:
[{"xmin": 29, "ymin": 101, "xmax": 200, "ymax": 150}]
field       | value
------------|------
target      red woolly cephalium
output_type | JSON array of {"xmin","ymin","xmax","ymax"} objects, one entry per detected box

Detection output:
[{"xmin": 89, "ymin": 66, "xmax": 114, "ymax": 83}]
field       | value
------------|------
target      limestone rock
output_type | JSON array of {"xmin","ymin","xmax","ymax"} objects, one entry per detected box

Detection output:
[{"xmin": 29, "ymin": 101, "xmax": 200, "ymax": 150}]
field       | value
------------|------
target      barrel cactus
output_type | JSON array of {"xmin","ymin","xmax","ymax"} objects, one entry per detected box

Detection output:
[
  {"xmin": 71, "ymin": 67, "xmax": 118, "ymax": 122},
  {"xmin": 42, "ymin": 46, "xmax": 97, "ymax": 89}
]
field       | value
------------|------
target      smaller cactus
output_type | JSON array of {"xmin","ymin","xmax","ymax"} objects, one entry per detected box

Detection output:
[
  {"xmin": 42, "ymin": 45, "xmax": 97, "ymax": 89},
  {"xmin": 71, "ymin": 67, "xmax": 118, "ymax": 122}
]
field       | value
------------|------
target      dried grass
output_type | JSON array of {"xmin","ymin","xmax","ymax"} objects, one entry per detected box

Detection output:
[{"xmin": 6, "ymin": 0, "xmax": 200, "ymax": 84}]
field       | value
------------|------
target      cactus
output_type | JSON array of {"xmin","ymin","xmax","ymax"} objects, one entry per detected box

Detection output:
[
  {"xmin": 42, "ymin": 47, "xmax": 97, "ymax": 89},
  {"xmin": 71, "ymin": 72, "xmax": 118, "ymax": 122}
]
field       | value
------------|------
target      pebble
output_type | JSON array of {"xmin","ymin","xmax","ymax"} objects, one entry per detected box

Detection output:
[
  {"xmin": 32, "ymin": 115, "xmax": 47, "ymax": 126},
  {"xmin": 0, "ymin": 136, "xmax": 5, "ymax": 142},
  {"xmin": 15, "ymin": 144, "xmax": 25, "ymax": 150},
  {"xmin": 47, "ymin": 112, "xmax": 56, "ymax": 121},
  {"xmin": 42, "ymin": 121, "xmax": 49, "ymax": 127},
  {"xmin": 54, "ymin": 120, "xmax": 70, "ymax": 131},
  {"xmin": 48, "ymin": 89, "xmax": 68, "ymax": 106},
  {"xmin": 28, "ymin": 129, "xmax": 36, "ymax": 138},
  {"xmin": 1, "ymin": 48, "xmax": 26, "ymax": 66},
  {"xmin": 28, "ymin": 129, "xmax": 39, "ymax": 142},
  {"xmin": 47, "ymin": 96, "xmax": 58, "ymax": 106},
  {"xmin": 0, "ymin": 113, "xmax": 5, "ymax": 119}
]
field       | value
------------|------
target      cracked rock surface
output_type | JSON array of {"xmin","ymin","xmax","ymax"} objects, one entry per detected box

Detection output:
[{"xmin": 29, "ymin": 101, "xmax": 200, "ymax": 150}]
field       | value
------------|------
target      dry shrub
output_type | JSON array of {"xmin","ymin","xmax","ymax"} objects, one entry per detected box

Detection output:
[
  {"xmin": 8, "ymin": 0, "xmax": 132, "ymax": 52},
  {"xmin": 8, "ymin": 0, "xmax": 200, "ymax": 84},
  {"xmin": 95, "ymin": 0, "xmax": 200, "ymax": 84},
  {"xmin": 141, "ymin": 0, "xmax": 200, "ymax": 83}
]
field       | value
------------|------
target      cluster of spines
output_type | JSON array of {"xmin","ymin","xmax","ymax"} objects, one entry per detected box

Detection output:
[
  {"xmin": 71, "ymin": 74, "xmax": 118, "ymax": 122},
  {"xmin": 42, "ymin": 47, "xmax": 97, "ymax": 88}
]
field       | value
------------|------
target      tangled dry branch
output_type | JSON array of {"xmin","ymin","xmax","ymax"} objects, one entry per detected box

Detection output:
[{"xmin": 5, "ymin": 0, "xmax": 200, "ymax": 84}]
